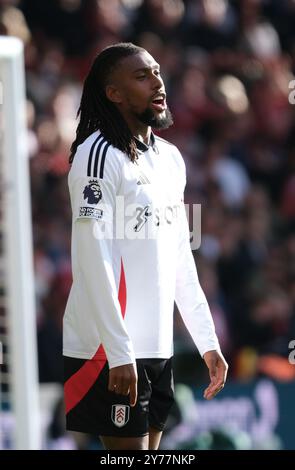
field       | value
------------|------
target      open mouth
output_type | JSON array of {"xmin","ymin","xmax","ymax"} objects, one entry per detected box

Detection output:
[{"xmin": 151, "ymin": 96, "xmax": 167, "ymax": 112}]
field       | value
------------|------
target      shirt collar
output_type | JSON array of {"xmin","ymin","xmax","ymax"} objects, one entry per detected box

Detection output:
[{"xmin": 134, "ymin": 132, "xmax": 156, "ymax": 152}]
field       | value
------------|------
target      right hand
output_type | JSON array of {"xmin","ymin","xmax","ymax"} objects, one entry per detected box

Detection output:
[{"xmin": 108, "ymin": 363, "xmax": 138, "ymax": 407}]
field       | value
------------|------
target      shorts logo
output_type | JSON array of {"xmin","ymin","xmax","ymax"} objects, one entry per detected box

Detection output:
[
  {"xmin": 83, "ymin": 179, "xmax": 102, "ymax": 204},
  {"xmin": 111, "ymin": 404, "xmax": 130, "ymax": 428}
]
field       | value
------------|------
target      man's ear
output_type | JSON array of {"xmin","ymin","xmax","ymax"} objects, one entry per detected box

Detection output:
[{"xmin": 105, "ymin": 85, "xmax": 122, "ymax": 104}]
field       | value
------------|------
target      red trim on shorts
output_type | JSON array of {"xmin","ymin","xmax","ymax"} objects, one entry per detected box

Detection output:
[{"xmin": 64, "ymin": 258, "xmax": 127, "ymax": 414}]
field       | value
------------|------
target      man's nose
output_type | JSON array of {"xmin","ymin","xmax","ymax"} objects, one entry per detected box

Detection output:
[{"xmin": 152, "ymin": 73, "xmax": 163, "ymax": 90}]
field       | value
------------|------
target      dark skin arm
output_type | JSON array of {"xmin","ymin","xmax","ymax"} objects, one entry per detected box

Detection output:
[
  {"xmin": 203, "ymin": 350, "xmax": 228, "ymax": 400},
  {"xmin": 108, "ymin": 363, "xmax": 138, "ymax": 407}
]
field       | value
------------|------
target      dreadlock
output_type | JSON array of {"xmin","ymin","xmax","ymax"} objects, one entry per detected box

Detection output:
[{"xmin": 69, "ymin": 43, "xmax": 144, "ymax": 164}]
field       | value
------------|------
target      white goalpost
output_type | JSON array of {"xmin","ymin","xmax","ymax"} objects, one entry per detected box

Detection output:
[{"xmin": 0, "ymin": 36, "xmax": 41, "ymax": 449}]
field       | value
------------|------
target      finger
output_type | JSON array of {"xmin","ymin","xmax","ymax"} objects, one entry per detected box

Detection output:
[
  {"xmin": 204, "ymin": 383, "xmax": 224, "ymax": 400},
  {"xmin": 108, "ymin": 374, "xmax": 115, "ymax": 392},
  {"xmin": 113, "ymin": 376, "xmax": 125, "ymax": 395},
  {"xmin": 204, "ymin": 381, "xmax": 216, "ymax": 399},
  {"xmin": 211, "ymin": 377, "xmax": 225, "ymax": 391},
  {"xmin": 129, "ymin": 378, "xmax": 138, "ymax": 407},
  {"xmin": 121, "ymin": 386, "xmax": 130, "ymax": 396},
  {"xmin": 204, "ymin": 370, "xmax": 218, "ymax": 397},
  {"xmin": 120, "ymin": 377, "xmax": 131, "ymax": 396},
  {"xmin": 207, "ymin": 375, "xmax": 226, "ymax": 397},
  {"xmin": 211, "ymin": 385, "xmax": 224, "ymax": 398},
  {"xmin": 203, "ymin": 376, "xmax": 221, "ymax": 397},
  {"xmin": 208, "ymin": 360, "xmax": 218, "ymax": 383},
  {"xmin": 204, "ymin": 384, "xmax": 216, "ymax": 399},
  {"xmin": 204, "ymin": 379, "xmax": 224, "ymax": 396},
  {"xmin": 203, "ymin": 383, "xmax": 213, "ymax": 398},
  {"xmin": 204, "ymin": 389, "xmax": 217, "ymax": 400}
]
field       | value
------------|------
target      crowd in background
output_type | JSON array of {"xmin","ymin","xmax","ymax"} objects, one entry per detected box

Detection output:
[{"xmin": 1, "ymin": 0, "xmax": 295, "ymax": 445}]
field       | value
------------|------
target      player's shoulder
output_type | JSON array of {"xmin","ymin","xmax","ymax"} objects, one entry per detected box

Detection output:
[
  {"xmin": 155, "ymin": 134, "xmax": 182, "ymax": 156},
  {"xmin": 154, "ymin": 134, "xmax": 185, "ymax": 168},
  {"xmin": 154, "ymin": 134, "xmax": 176, "ymax": 149},
  {"xmin": 69, "ymin": 131, "xmax": 124, "ymax": 181}
]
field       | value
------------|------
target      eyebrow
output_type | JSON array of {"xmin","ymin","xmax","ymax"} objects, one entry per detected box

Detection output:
[{"xmin": 132, "ymin": 65, "xmax": 160, "ymax": 74}]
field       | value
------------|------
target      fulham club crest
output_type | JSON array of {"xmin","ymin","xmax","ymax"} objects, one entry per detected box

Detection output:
[{"xmin": 111, "ymin": 404, "xmax": 130, "ymax": 428}]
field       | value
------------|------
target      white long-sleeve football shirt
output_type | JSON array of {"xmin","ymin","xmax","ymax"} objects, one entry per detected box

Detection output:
[{"xmin": 63, "ymin": 130, "xmax": 220, "ymax": 369}]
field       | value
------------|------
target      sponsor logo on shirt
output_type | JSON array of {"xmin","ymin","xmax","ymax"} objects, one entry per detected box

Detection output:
[
  {"xmin": 134, "ymin": 205, "xmax": 152, "ymax": 231},
  {"xmin": 83, "ymin": 179, "xmax": 102, "ymax": 204},
  {"xmin": 111, "ymin": 404, "xmax": 130, "ymax": 428},
  {"xmin": 90, "ymin": 197, "xmax": 202, "ymax": 250},
  {"xmin": 133, "ymin": 204, "xmax": 180, "ymax": 232}
]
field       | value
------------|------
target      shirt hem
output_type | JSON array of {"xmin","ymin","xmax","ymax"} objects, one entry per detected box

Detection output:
[{"xmin": 63, "ymin": 350, "xmax": 173, "ymax": 360}]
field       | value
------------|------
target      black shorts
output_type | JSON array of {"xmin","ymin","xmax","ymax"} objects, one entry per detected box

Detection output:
[{"xmin": 63, "ymin": 356, "xmax": 175, "ymax": 437}]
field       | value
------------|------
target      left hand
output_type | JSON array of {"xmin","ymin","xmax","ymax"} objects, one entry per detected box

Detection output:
[{"xmin": 203, "ymin": 350, "xmax": 228, "ymax": 400}]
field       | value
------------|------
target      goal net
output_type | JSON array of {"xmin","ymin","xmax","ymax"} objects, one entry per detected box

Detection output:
[{"xmin": 0, "ymin": 36, "xmax": 41, "ymax": 450}]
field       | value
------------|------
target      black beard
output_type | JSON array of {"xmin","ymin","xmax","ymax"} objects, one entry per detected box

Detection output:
[{"xmin": 136, "ymin": 107, "xmax": 173, "ymax": 129}]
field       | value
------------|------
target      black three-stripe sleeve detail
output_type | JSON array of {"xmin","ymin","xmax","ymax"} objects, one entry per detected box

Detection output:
[
  {"xmin": 93, "ymin": 138, "xmax": 107, "ymax": 177},
  {"xmin": 99, "ymin": 143, "xmax": 111, "ymax": 179},
  {"xmin": 87, "ymin": 134, "xmax": 102, "ymax": 177}
]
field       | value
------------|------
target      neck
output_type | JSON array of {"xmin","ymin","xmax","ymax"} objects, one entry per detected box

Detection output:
[
  {"xmin": 119, "ymin": 109, "xmax": 151, "ymax": 144},
  {"xmin": 133, "ymin": 127, "xmax": 151, "ymax": 145}
]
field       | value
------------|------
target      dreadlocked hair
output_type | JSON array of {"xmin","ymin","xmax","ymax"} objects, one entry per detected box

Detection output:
[{"xmin": 70, "ymin": 42, "xmax": 144, "ymax": 164}]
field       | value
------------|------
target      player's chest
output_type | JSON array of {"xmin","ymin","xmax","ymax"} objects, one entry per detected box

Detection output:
[{"xmin": 121, "ymin": 153, "xmax": 181, "ymax": 206}]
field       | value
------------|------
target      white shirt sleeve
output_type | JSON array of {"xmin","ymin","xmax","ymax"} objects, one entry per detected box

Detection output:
[
  {"xmin": 174, "ymin": 158, "xmax": 221, "ymax": 357},
  {"xmin": 70, "ymin": 149, "xmax": 136, "ymax": 369}
]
